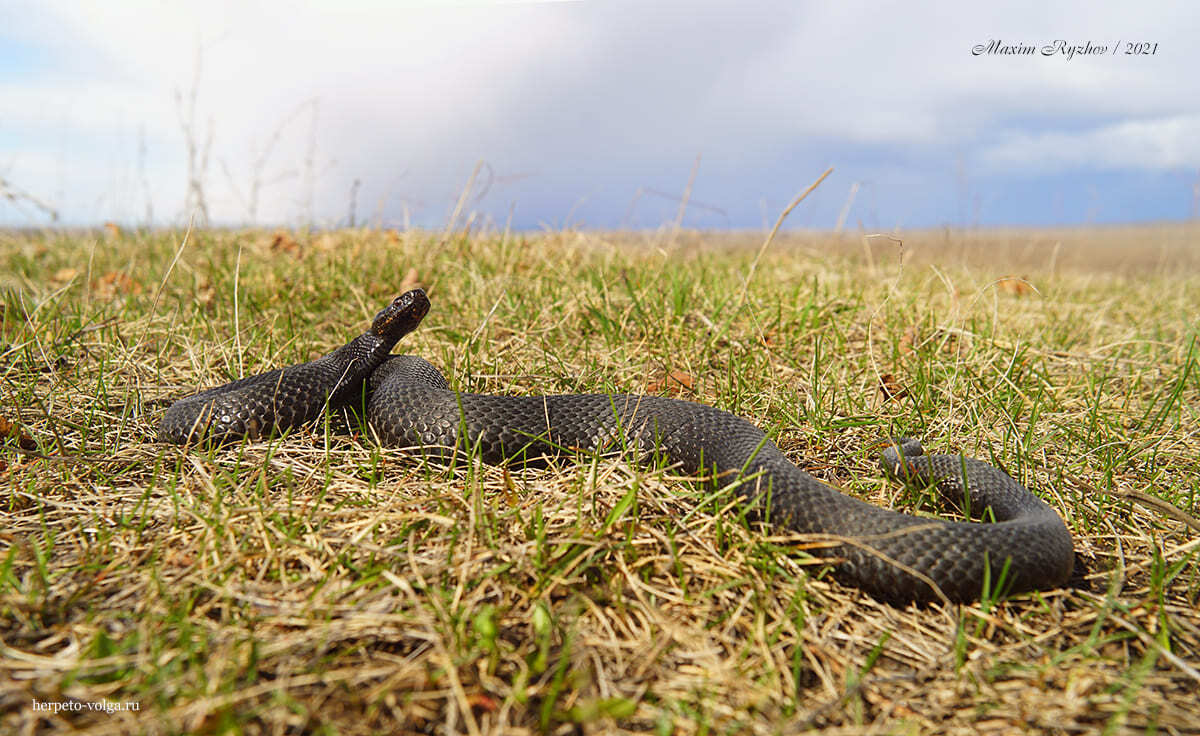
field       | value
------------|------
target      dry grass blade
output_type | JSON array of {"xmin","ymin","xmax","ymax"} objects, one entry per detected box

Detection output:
[{"xmin": 740, "ymin": 166, "xmax": 833, "ymax": 304}]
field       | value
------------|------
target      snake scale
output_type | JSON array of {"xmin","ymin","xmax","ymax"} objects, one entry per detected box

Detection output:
[{"xmin": 160, "ymin": 288, "xmax": 1075, "ymax": 603}]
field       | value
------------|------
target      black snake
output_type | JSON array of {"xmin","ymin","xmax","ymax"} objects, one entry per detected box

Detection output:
[{"xmin": 159, "ymin": 289, "xmax": 1075, "ymax": 603}]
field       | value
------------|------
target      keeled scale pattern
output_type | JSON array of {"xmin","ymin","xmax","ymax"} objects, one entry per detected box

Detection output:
[
  {"xmin": 159, "ymin": 331, "xmax": 398, "ymax": 446},
  {"xmin": 160, "ymin": 333, "xmax": 1074, "ymax": 604},
  {"xmin": 367, "ymin": 356, "xmax": 1074, "ymax": 603}
]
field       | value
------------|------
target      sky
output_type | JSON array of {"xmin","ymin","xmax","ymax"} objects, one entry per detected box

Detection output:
[{"xmin": 2, "ymin": 0, "xmax": 1199, "ymax": 231}]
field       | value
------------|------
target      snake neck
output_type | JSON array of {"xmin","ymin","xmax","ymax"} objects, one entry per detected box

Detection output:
[{"xmin": 328, "ymin": 331, "xmax": 403, "ymax": 394}]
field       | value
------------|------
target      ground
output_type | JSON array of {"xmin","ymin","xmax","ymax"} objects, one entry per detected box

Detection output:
[{"xmin": 1, "ymin": 224, "xmax": 1198, "ymax": 734}]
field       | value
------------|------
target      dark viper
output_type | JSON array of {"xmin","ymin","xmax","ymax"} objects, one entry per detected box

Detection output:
[{"xmin": 160, "ymin": 289, "xmax": 1075, "ymax": 603}]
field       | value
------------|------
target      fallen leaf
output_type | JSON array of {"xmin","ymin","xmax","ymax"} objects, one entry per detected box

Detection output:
[
  {"xmin": 0, "ymin": 416, "xmax": 38, "ymax": 451},
  {"xmin": 899, "ymin": 326, "xmax": 917, "ymax": 355},
  {"xmin": 997, "ymin": 275, "xmax": 1035, "ymax": 296},
  {"xmin": 92, "ymin": 271, "xmax": 143, "ymax": 299},
  {"xmin": 647, "ymin": 369, "xmax": 694, "ymax": 394},
  {"xmin": 467, "ymin": 693, "xmax": 499, "ymax": 714},
  {"xmin": 878, "ymin": 373, "xmax": 908, "ymax": 401},
  {"xmin": 268, "ymin": 230, "xmax": 303, "ymax": 257}
]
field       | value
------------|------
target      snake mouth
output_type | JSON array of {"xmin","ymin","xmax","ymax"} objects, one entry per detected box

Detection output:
[{"xmin": 371, "ymin": 288, "xmax": 430, "ymax": 338}]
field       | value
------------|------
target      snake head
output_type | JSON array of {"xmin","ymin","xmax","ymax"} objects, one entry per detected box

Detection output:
[{"xmin": 371, "ymin": 288, "xmax": 430, "ymax": 339}]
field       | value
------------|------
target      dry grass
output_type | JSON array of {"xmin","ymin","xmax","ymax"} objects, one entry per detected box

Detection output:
[{"xmin": 1, "ymin": 224, "xmax": 1198, "ymax": 734}]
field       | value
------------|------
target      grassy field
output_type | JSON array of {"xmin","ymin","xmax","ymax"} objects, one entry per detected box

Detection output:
[{"xmin": 1, "ymin": 223, "xmax": 1198, "ymax": 734}]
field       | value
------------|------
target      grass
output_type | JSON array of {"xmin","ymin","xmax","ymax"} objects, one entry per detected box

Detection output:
[{"xmin": 1, "ymin": 223, "xmax": 1198, "ymax": 734}]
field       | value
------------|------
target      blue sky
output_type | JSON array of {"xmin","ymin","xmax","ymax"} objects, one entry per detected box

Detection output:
[{"xmin": 2, "ymin": 0, "xmax": 1198, "ymax": 230}]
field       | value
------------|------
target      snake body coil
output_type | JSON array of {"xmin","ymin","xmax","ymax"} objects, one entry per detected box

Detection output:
[{"xmin": 160, "ymin": 289, "xmax": 1075, "ymax": 603}]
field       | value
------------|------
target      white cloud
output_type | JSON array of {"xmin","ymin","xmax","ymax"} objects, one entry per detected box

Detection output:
[{"xmin": 979, "ymin": 114, "xmax": 1200, "ymax": 172}]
